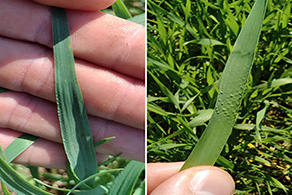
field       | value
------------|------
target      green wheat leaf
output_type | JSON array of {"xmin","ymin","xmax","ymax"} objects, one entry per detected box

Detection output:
[
  {"xmin": 181, "ymin": 0, "xmax": 268, "ymax": 170},
  {"xmin": 1, "ymin": 182, "xmax": 13, "ymax": 195},
  {"xmin": 94, "ymin": 137, "xmax": 115, "ymax": 148},
  {"xmin": 133, "ymin": 180, "xmax": 145, "ymax": 195},
  {"xmin": 0, "ymin": 156, "xmax": 52, "ymax": 195},
  {"xmin": 112, "ymin": 0, "xmax": 132, "ymax": 19},
  {"xmin": 66, "ymin": 169, "xmax": 122, "ymax": 195},
  {"xmin": 52, "ymin": 7, "xmax": 97, "ymax": 182},
  {"xmin": 108, "ymin": 161, "xmax": 144, "ymax": 195},
  {"xmin": 4, "ymin": 134, "xmax": 38, "ymax": 163}
]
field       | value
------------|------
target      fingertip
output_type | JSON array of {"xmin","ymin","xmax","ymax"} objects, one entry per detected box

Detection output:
[
  {"xmin": 151, "ymin": 166, "xmax": 235, "ymax": 195},
  {"xmin": 188, "ymin": 166, "xmax": 235, "ymax": 195},
  {"xmin": 147, "ymin": 162, "xmax": 184, "ymax": 194},
  {"xmin": 31, "ymin": 0, "xmax": 116, "ymax": 11}
]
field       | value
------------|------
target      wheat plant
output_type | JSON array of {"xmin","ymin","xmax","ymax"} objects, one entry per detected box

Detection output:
[
  {"xmin": 0, "ymin": 1, "xmax": 145, "ymax": 194},
  {"xmin": 147, "ymin": 0, "xmax": 291, "ymax": 194}
]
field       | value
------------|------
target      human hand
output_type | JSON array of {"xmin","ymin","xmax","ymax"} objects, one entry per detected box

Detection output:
[
  {"xmin": 147, "ymin": 162, "xmax": 235, "ymax": 195},
  {"xmin": 0, "ymin": 0, "xmax": 145, "ymax": 168}
]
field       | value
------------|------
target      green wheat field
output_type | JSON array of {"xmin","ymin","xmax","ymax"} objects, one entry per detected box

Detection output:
[{"xmin": 147, "ymin": 0, "xmax": 291, "ymax": 194}]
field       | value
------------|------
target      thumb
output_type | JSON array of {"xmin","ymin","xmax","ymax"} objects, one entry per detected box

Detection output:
[{"xmin": 150, "ymin": 165, "xmax": 235, "ymax": 195}]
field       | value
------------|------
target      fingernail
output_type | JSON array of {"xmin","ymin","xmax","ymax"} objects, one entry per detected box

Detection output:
[{"xmin": 189, "ymin": 169, "xmax": 234, "ymax": 195}]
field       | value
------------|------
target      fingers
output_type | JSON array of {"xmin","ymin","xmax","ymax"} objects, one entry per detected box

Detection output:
[
  {"xmin": 147, "ymin": 163, "xmax": 235, "ymax": 195},
  {"xmin": 147, "ymin": 162, "xmax": 183, "ymax": 193},
  {"xmin": 0, "ymin": 0, "xmax": 145, "ymax": 79},
  {"xmin": 0, "ymin": 37, "xmax": 144, "ymax": 129},
  {"xmin": 0, "ymin": 129, "xmax": 109, "ymax": 168},
  {"xmin": 31, "ymin": 0, "xmax": 116, "ymax": 11},
  {"xmin": 0, "ymin": 91, "xmax": 145, "ymax": 161},
  {"xmin": 0, "ymin": 129, "xmax": 66, "ymax": 168}
]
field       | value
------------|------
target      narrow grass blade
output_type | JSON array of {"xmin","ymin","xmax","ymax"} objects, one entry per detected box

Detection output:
[
  {"xmin": 255, "ymin": 100, "xmax": 270, "ymax": 141},
  {"xmin": 147, "ymin": 103, "xmax": 175, "ymax": 116},
  {"xmin": 29, "ymin": 166, "xmax": 42, "ymax": 188},
  {"xmin": 112, "ymin": 0, "xmax": 132, "ymax": 19},
  {"xmin": 94, "ymin": 137, "xmax": 115, "ymax": 148},
  {"xmin": 181, "ymin": 95, "xmax": 198, "ymax": 112},
  {"xmin": 52, "ymin": 7, "xmax": 97, "ymax": 181},
  {"xmin": 1, "ymin": 182, "xmax": 13, "ymax": 195},
  {"xmin": 188, "ymin": 109, "xmax": 214, "ymax": 128},
  {"xmin": 269, "ymin": 176, "xmax": 288, "ymax": 193},
  {"xmin": 0, "ymin": 157, "xmax": 51, "ymax": 195},
  {"xmin": 34, "ymin": 179, "xmax": 71, "ymax": 193},
  {"xmin": 28, "ymin": 166, "xmax": 39, "ymax": 180},
  {"xmin": 196, "ymin": 38, "xmax": 225, "ymax": 46},
  {"xmin": 281, "ymin": 0, "xmax": 291, "ymax": 29},
  {"xmin": 148, "ymin": 1, "xmax": 199, "ymax": 38},
  {"xmin": 254, "ymin": 78, "xmax": 292, "ymax": 90},
  {"xmin": 234, "ymin": 124, "xmax": 284, "ymax": 133},
  {"xmin": 66, "ymin": 169, "xmax": 121, "ymax": 195},
  {"xmin": 108, "ymin": 161, "xmax": 144, "ymax": 195},
  {"xmin": 217, "ymin": 156, "xmax": 234, "ymax": 169},
  {"xmin": 98, "ymin": 153, "xmax": 122, "ymax": 167},
  {"xmin": 0, "ymin": 144, "xmax": 6, "ymax": 160},
  {"xmin": 133, "ymin": 180, "xmax": 145, "ymax": 195},
  {"xmin": 181, "ymin": 0, "xmax": 268, "ymax": 170},
  {"xmin": 34, "ymin": 174, "xmax": 109, "ymax": 195},
  {"xmin": 4, "ymin": 134, "xmax": 38, "ymax": 163},
  {"xmin": 148, "ymin": 71, "xmax": 180, "ymax": 111}
]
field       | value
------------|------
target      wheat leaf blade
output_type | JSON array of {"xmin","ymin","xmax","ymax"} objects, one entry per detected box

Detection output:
[
  {"xmin": 52, "ymin": 7, "xmax": 97, "ymax": 181},
  {"xmin": 112, "ymin": 0, "xmax": 132, "ymax": 19},
  {"xmin": 108, "ymin": 161, "xmax": 144, "ymax": 195},
  {"xmin": 4, "ymin": 134, "xmax": 38, "ymax": 163},
  {"xmin": 181, "ymin": 0, "xmax": 268, "ymax": 170},
  {"xmin": 0, "ymin": 156, "xmax": 51, "ymax": 195}
]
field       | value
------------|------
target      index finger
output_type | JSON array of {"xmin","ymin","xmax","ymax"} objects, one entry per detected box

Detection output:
[
  {"xmin": 147, "ymin": 162, "xmax": 184, "ymax": 194},
  {"xmin": 32, "ymin": 0, "xmax": 116, "ymax": 11},
  {"xmin": 0, "ymin": 0, "xmax": 145, "ymax": 80},
  {"xmin": 147, "ymin": 163, "xmax": 235, "ymax": 195}
]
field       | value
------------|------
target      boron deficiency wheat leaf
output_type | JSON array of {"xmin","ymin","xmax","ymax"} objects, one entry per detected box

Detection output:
[
  {"xmin": 52, "ymin": 7, "xmax": 97, "ymax": 181},
  {"xmin": 181, "ymin": 0, "xmax": 268, "ymax": 170},
  {"xmin": 108, "ymin": 161, "xmax": 144, "ymax": 195}
]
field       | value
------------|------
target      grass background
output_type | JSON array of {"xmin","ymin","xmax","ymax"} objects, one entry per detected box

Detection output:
[{"xmin": 147, "ymin": 0, "xmax": 292, "ymax": 194}]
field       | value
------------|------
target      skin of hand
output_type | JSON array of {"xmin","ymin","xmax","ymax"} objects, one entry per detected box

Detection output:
[
  {"xmin": 0, "ymin": 0, "xmax": 145, "ymax": 168},
  {"xmin": 147, "ymin": 162, "xmax": 235, "ymax": 195}
]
